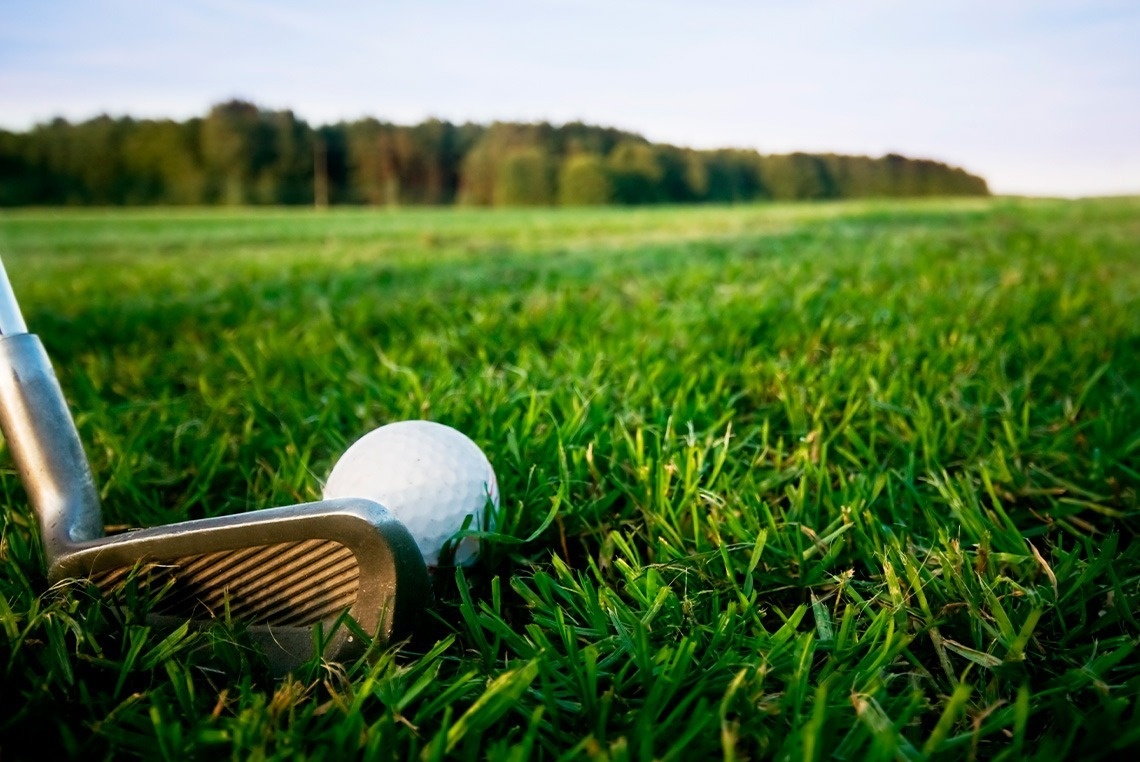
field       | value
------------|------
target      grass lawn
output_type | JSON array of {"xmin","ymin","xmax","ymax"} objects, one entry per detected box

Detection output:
[{"xmin": 0, "ymin": 197, "xmax": 1137, "ymax": 759}]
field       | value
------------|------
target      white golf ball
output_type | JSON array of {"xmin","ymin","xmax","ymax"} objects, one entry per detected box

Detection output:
[{"xmin": 323, "ymin": 420, "xmax": 498, "ymax": 567}]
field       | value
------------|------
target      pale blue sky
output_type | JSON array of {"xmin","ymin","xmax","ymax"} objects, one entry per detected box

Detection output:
[{"xmin": 3, "ymin": 0, "xmax": 1138, "ymax": 196}]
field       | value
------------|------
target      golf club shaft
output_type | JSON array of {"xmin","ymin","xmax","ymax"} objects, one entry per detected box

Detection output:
[
  {"xmin": 0, "ymin": 257, "xmax": 105, "ymax": 561},
  {"xmin": 0, "ymin": 257, "xmax": 29, "ymax": 335}
]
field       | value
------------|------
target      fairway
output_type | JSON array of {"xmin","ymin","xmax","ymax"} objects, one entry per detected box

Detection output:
[{"xmin": 1, "ymin": 198, "xmax": 1138, "ymax": 758}]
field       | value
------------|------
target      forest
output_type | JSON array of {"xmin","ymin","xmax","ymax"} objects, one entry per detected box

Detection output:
[{"xmin": 0, "ymin": 100, "xmax": 989, "ymax": 207}]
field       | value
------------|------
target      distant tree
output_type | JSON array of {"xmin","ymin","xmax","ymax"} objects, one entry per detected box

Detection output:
[
  {"xmin": 256, "ymin": 110, "xmax": 313, "ymax": 204},
  {"xmin": 201, "ymin": 101, "xmax": 267, "ymax": 205},
  {"xmin": 955, "ymin": 167, "xmax": 989, "ymax": 195},
  {"xmin": 0, "ymin": 130, "xmax": 42, "ymax": 205},
  {"xmin": 558, "ymin": 153, "xmax": 612, "ymax": 205},
  {"xmin": 406, "ymin": 120, "xmax": 467, "ymax": 204},
  {"xmin": 345, "ymin": 119, "xmax": 389, "ymax": 205},
  {"xmin": 760, "ymin": 153, "xmax": 836, "ymax": 200},
  {"xmin": 458, "ymin": 141, "xmax": 498, "ymax": 206},
  {"xmin": 459, "ymin": 122, "xmax": 552, "ymax": 206},
  {"xmin": 881, "ymin": 153, "xmax": 915, "ymax": 197},
  {"xmin": 372, "ymin": 124, "xmax": 418, "ymax": 206},
  {"xmin": 495, "ymin": 147, "xmax": 556, "ymax": 206},
  {"xmin": 607, "ymin": 141, "xmax": 664, "ymax": 204},
  {"xmin": 71, "ymin": 116, "xmax": 135, "ymax": 203},
  {"xmin": 558, "ymin": 122, "xmax": 638, "ymax": 158},
  {"xmin": 378, "ymin": 127, "xmax": 426, "ymax": 206},
  {"xmin": 0, "ymin": 102, "xmax": 991, "ymax": 207},
  {"xmin": 702, "ymin": 149, "xmax": 765, "ymax": 202},
  {"xmin": 314, "ymin": 124, "xmax": 350, "ymax": 204},
  {"xmin": 121, "ymin": 119, "xmax": 206, "ymax": 203},
  {"xmin": 820, "ymin": 154, "xmax": 871, "ymax": 198},
  {"xmin": 10, "ymin": 119, "xmax": 70, "ymax": 203},
  {"xmin": 682, "ymin": 150, "xmax": 711, "ymax": 201},
  {"xmin": 652, "ymin": 146, "xmax": 699, "ymax": 203}
]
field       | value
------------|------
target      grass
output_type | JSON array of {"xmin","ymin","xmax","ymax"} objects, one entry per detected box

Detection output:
[{"xmin": 0, "ymin": 197, "xmax": 1137, "ymax": 759}]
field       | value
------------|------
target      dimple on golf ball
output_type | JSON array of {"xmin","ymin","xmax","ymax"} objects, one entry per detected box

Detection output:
[{"xmin": 323, "ymin": 420, "xmax": 499, "ymax": 567}]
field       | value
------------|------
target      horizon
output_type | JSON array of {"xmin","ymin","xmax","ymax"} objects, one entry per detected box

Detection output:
[{"xmin": 3, "ymin": 0, "xmax": 1138, "ymax": 198}]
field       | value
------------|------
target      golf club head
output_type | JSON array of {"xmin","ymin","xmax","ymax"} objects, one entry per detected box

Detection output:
[
  {"xmin": 0, "ymin": 321, "xmax": 431, "ymax": 674},
  {"xmin": 56, "ymin": 497, "xmax": 431, "ymax": 673}
]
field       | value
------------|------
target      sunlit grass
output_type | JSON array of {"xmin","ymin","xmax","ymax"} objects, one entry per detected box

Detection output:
[{"xmin": 1, "ymin": 197, "xmax": 1137, "ymax": 759}]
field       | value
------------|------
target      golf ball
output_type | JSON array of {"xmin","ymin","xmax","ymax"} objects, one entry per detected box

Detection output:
[{"xmin": 323, "ymin": 420, "xmax": 498, "ymax": 567}]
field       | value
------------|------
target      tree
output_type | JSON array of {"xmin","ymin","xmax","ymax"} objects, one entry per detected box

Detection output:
[
  {"xmin": 558, "ymin": 153, "xmax": 612, "ymax": 205},
  {"xmin": 495, "ymin": 147, "xmax": 555, "ymax": 206},
  {"xmin": 201, "ymin": 101, "xmax": 266, "ymax": 205},
  {"xmin": 121, "ymin": 119, "xmax": 205, "ymax": 203},
  {"xmin": 0, "ymin": 103, "xmax": 991, "ymax": 207},
  {"xmin": 0, "ymin": 130, "xmax": 43, "ymax": 205},
  {"xmin": 702, "ymin": 150, "xmax": 765, "ymax": 202},
  {"xmin": 256, "ymin": 109, "xmax": 313, "ymax": 204},
  {"xmin": 458, "ymin": 122, "xmax": 551, "ymax": 206},
  {"xmin": 759, "ymin": 153, "xmax": 836, "ymax": 200},
  {"xmin": 345, "ymin": 119, "xmax": 389, "ymax": 205},
  {"xmin": 607, "ymin": 141, "xmax": 663, "ymax": 204}
]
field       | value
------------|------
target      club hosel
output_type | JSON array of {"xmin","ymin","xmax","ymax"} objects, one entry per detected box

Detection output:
[{"xmin": 0, "ymin": 333, "xmax": 104, "ymax": 562}]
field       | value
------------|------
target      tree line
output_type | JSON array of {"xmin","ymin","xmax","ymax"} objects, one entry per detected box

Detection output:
[{"xmin": 0, "ymin": 100, "xmax": 989, "ymax": 207}]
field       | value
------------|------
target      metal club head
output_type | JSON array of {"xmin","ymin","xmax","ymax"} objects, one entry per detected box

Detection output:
[{"xmin": 0, "ymin": 259, "xmax": 430, "ymax": 674}]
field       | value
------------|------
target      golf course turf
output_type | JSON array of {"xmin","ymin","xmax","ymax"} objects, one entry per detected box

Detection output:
[{"xmin": 1, "ymin": 197, "xmax": 1137, "ymax": 759}]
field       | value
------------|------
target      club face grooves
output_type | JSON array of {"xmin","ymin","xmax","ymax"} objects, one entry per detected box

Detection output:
[
  {"xmin": 90, "ymin": 539, "xmax": 362, "ymax": 628},
  {"xmin": 50, "ymin": 499, "xmax": 432, "ymax": 674}
]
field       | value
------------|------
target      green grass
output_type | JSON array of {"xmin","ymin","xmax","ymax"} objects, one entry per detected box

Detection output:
[{"xmin": 1, "ymin": 197, "xmax": 1138, "ymax": 760}]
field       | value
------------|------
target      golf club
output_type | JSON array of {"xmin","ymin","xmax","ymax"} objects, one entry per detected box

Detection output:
[{"xmin": 0, "ymin": 257, "xmax": 431, "ymax": 674}]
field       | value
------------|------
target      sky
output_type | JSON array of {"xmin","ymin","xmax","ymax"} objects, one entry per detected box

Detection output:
[{"xmin": 2, "ymin": 0, "xmax": 1138, "ymax": 197}]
